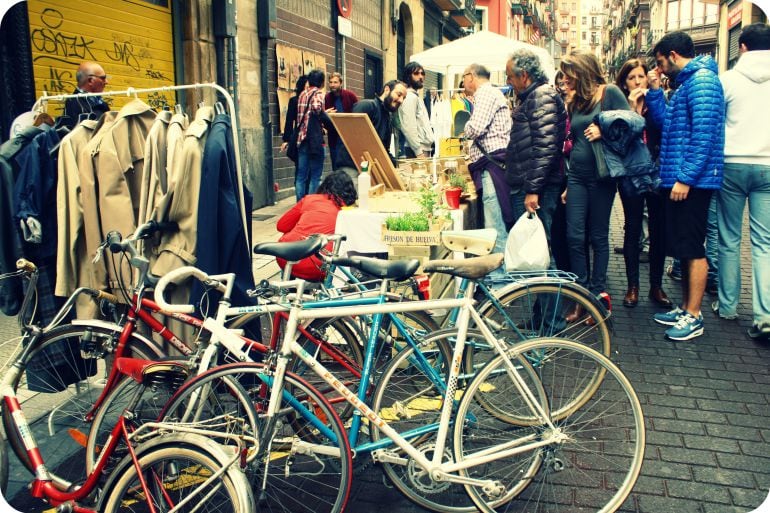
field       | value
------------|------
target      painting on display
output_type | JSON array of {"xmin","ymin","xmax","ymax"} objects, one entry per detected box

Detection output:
[
  {"xmin": 275, "ymin": 44, "xmax": 290, "ymax": 90},
  {"xmin": 277, "ymin": 89, "xmax": 292, "ymax": 134}
]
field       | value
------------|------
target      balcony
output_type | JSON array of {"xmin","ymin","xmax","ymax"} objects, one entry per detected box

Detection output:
[
  {"xmin": 432, "ymin": 0, "xmax": 462, "ymax": 10},
  {"xmin": 560, "ymin": 21, "xmax": 570, "ymax": 31},
  {"xmin": 560, "ymin": 38, "xmax": 569, "ymax": 47},
  {"xmin": 450, "ymin": 0, "xmax": 478, "ymax": 27},
  {"xmin": 511, "ymin": 3, "xmax": 525, "ymax": 15},
  {"xmin": 524, "ymin": 14, "xmax": 534, "ymax": 24}
]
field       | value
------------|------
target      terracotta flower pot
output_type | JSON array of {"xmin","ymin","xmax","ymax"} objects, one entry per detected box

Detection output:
[{"xmin": 445, "ymin": 187, "xmax": 462, "ymax": 209}]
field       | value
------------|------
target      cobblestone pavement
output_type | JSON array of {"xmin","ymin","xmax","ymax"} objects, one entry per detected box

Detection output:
[{"xmin": 2, "ymin": 196, "xmax": 769, "ymax": 513}]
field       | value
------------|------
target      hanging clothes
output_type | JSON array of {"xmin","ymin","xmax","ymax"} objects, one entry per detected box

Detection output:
[
  {"xmin": 190, "ymin": 113, "xmax": 254, "ymax": 307},
  {"xmin": 152, "ymin": 106, "xmax": 214, "ymax": 277},
  {"xmin": 55, "ymin": 119, "xmax": 100, "ymax": 316},
  {"xmin": 137, "ymin": 110, "xmax": 172, "ymax": 231},
  {"xmin": 79, "ymin": 100, "xmax": 155, "ymax": 294}
]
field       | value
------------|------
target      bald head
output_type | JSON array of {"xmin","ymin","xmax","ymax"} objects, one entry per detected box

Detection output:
[{"xmin": 76, "ymin": 61, "xmax": 108, "ymax": 92}]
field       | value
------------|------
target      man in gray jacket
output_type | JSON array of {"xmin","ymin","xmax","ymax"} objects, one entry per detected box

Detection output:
[
  {"xmin": 396, "ymin": 62, "xmax": 434, "ymax": 158},
  {"xmin": 715, "ymin": 22, "xmax": 770, "ymax": 340}
]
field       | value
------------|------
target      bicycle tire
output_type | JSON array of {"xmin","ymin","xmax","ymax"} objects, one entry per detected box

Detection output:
[
  {"xmin": 471, "ymin": 282, "xmax": 610, "ymax": 419},
  {"xmin": 370, "ymin": 329, "xmax": 515, "ymax": 513},
  {"xmin": 100, "ymin": 433, "xmax": 254, "ymax": 513},
  {"xmin": 163, "ymin": 362, "xmax": 353, "ymax": 513},
  {"xmin": 454, "ymin": 337, "xmax": 645, "ymax": 513},
  {"xmin": 0, "ymin": 436, "xmax": 8, "ymax": 495},
  {"xmin": 0, "ymin": 322, "xmax": 162, "ymax": 488}
]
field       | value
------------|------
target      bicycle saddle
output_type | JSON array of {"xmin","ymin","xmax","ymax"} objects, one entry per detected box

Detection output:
[
  {"xmin": 422, "ymin": 254, "xmax": 503, "ymax": 280},
  {"xmin": 116, "ymin": 357, "xmax": 190, "ymax": 384},
  {"xmin": 253, "ymin": 235, "xmax": 324, "ymax": 261},
  {"xmin": 441, "ymin": 229, "xmax": 497, "ymax": 256},
  {"xmin": 333, "ymin": 255, "xmax": 420, "ymax": 281}
]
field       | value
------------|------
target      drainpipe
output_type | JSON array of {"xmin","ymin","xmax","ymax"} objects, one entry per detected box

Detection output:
[{"xmin": 258, "ymin": 0, "xmax": 277, "ymax": 205}]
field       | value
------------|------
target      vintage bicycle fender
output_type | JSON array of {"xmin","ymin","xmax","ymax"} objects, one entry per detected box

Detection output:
[
  {"xmin": 490, "ymin": 280, "xmax": 614, "ymax": 333},
  {"xmin": 68, "ymin": 319, "xmax": 165, "ymax": 357},
  {"xmin": 96, "ymin": 432, "xmax": 252, "ymax": 512}
]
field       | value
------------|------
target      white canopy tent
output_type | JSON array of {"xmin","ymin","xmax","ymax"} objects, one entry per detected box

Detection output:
[{"xmin": 410, "ymin": 30, "xmax": 557, "ymax": 86}]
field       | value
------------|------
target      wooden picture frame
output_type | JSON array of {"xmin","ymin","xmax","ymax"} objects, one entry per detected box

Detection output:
[{"xmin": 328, "ymin": 113, "xmax": 405, "ymax": 191}]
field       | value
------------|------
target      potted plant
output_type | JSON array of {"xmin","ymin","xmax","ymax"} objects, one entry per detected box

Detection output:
[{"xmin": 444, "ymin": 173, "xmax": 467, "ymax": 210}]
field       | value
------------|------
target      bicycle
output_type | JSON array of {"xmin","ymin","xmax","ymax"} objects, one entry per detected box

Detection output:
[
  {"xmin": 0, "ymin": 261, "xmax": 254, "ymax": 513},
  {"xmin": 155, "ymin": 252, "xmax": 645, "ymax": 513}
]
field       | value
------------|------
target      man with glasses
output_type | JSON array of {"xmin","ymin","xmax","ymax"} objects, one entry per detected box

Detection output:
[
  {"xmin": 396, "ymin": 61, "xmax": 433, "ymax": 158},
  {"xmin": 61, "ymin": 61, "xmax": 110, "ymax": 129},
  {"xmin": 462, "ymin": 63, "xmax": 512, "ymax": 280}
]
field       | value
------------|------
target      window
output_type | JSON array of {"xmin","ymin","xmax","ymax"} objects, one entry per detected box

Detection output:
[
  {"xmin": 474, "ymin": 6, "xmax": 489, "ymax": 32},
  {"xmin": 571, "ymin": 15, "xmax": 577, "ymax": 24},
  {"xmin": 582, "ymin": 16, "xmax": 587, "ymax": 24},
  {"xmin": 572, "ymin": 3, "xmax": 576, "ymax": 11},
  {"xmin": 571, "ymin": 30, "xmax": 576, "ymax": 39},
  {"xmin": 582, "ymin": 31, "xmax": 586, "ymax": 40},
  {"xmin": 592, "ymin": 16, "xmax": 597, "ymax": 26}
]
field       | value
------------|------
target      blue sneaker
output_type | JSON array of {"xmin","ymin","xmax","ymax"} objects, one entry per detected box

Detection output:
[
  {"xmin": 665, "ymin": 312, "xmax": 704, "ymax": 341},
  {"xmin": 653, "ymin": 306, "xmax": 684, "ymax": 326}
]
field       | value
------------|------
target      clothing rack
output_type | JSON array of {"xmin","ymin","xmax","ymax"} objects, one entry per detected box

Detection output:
[{"xmin": 32, "ymin": 83, "xmax": 249, "ymax": 254}]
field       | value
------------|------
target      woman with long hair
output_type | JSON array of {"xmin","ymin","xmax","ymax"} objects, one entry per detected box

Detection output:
[
  {"xmin": 275, "ymin": 171, "xmax": 357, "ymax": 281},
  {"xmin": 559, "ymin": 50, "xmax": 629, "ymax": 319},
  {"xmin": 615, "ymin": 58, "xmax": 672, "ymax": 309}
]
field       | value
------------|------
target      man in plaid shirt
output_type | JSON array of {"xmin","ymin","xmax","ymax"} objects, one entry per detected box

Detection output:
[
  {"xmin": 295, "ymin": 69, "xmax": 329, "ymax": 201},
  {"xmin": 462, "ymin": 63, "xmax": 513, "ymax": 278}
]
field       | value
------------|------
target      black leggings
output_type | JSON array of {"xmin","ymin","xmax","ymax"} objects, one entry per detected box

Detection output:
[
  {"xmin": 619, "ymin": 187, "xmax": 666, "ymax": 288},
  {"xmin": 565, "ymin": 176, "xmax": 616, "ymax": 295}
]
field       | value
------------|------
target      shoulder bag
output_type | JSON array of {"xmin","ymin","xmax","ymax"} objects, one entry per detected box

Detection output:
[{"xmin": 590, "ymin": 85, "xmax": 611, "ymax": 180}]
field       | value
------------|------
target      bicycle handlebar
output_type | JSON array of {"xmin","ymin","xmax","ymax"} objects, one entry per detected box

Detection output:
[{"xmin": 155, "ymin": 266, "xmax": 228, "ymax": 314}]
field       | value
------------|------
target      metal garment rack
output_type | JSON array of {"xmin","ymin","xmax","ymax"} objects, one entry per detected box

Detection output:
[{"xmin": 32, "ymin": 82, "xmax": 249, "ymax": 255}]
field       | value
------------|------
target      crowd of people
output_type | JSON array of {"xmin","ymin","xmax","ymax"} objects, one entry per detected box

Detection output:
[{"xmin": 279, "ymin": 24, "xmax": 769, "ymax": 343}]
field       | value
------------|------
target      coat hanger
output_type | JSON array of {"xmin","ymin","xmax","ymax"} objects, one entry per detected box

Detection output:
[
  {"xmin": 215, "ymin": 101, "xmax": 225, "ymax": 115},
  {"xmin": 174, "ymin": 104, "xmax": 184, "ymax": 115}
]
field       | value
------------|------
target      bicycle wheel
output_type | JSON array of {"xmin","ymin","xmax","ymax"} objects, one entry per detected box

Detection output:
[
  {"xmin": 472, "ymin": 283, "xmax": 610, "ymax": 419},
  {"xmin": 290, "ymin": 316, "xmax": 363, "ymax": 420},
  {"xmin": 167, "ymin": 363, "xmax": 352, "ymax": 513},
  {"xmin": 371, "ymin": 329, "xmax": 522, "ymax": 513},
  {"xmin": 87, "ymin": 360, "xmax": 257, "ymax": 476},
  {"xmin": 101, "ymin": 433, "xmax": 253, "ymax": 513},
  {"xmin": 454, "ymin": 338, "xmax": 645, "ymax": 513},
  {"xmin": 0, "ymin": 322, "xmax": 162, "ymax": 488}
]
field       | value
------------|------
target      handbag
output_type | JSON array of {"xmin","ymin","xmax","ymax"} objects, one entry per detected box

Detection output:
[
  {"xmin": 591, "ymin": 86, "xmax": 611, "ymax": 180},
  {"xmin": 286, "ymin": 127, "xmax": 299, "ymax": 163}
]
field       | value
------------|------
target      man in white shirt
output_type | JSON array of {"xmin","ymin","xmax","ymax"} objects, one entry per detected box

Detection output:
[{"xmin": 716, "ymin": 22, "xmax": 770, "ymax": 340}]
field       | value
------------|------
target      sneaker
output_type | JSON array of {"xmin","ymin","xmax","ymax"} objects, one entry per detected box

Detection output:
[
  {"xmin": 665, "ymin": 312, "xmax": 704, "ymax": 341},
  {"xmin": 666, "ymin": 264, "xmax": 682, "ymax": 282},
  {"xmin": 747, "ymin": 323, "xmax": 770, "ymax": 340},
  {"xmin": 711, "ymin": 300, "xmax": 738, "ymax": 320},
  {"xmin": 653, "ymin": 306, "xmax": 684, "ymax": 326}
]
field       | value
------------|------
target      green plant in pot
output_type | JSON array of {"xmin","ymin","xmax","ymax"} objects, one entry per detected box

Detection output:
[
  {"xmin": 444, "ymin": 173, "xmax": 466, "ymax": 209},
  {"xmin": 385, "ymin": 185, "xmax": 445, "ymax": 231}
]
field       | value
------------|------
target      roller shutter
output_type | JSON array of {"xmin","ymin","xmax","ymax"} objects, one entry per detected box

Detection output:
[{"xmin": 27, "ymin": 0, "xmax": 176, "ymax": 115}]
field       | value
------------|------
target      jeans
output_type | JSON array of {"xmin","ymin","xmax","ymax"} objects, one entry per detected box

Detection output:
[
  {"xmin": 565, "ymin": 176, "xmax": 616, "ymax": 295},
  {"xmin": 706, "ymin": 194, "xmax": 719, "ymax": 286},
  {"xmin": 619, "ymin": 188, "xmax": 665, "ymax": 287},
  {"xmin": 482, "ymin": 170, "xmax": 508, "ymax": 280},
  {"xmin": 716, "ymin": 163, "xmax": 770, "ymax": 325},
  {"xmin": 296, "ymin": 144, "xmax": 324, "ymax": 201},
  {"xmin": 511, "ymin": 183, "xmax": 562, "ymax": 270}
]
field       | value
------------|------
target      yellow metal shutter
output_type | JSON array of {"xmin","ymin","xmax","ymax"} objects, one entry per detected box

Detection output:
[{"xmin": 27, "ymin": 0, "xmax": 176, "ymax": 115}]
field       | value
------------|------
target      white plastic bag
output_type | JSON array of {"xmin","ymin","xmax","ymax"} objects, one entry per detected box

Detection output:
[{"xmin": 504, "ymin": 212, "xmax": 550, "ymax": 271}]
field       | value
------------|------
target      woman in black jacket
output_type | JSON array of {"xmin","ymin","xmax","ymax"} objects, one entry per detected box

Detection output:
[
  {"xmin": 280, "ymin": 75, "xmax": 308, "ymax": 169},
  {"xmin": 615, "ymin": 59, "xmax": 672, "ymax": 309}
]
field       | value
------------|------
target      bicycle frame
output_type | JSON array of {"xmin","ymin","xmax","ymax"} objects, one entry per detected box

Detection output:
[{"xmin": 202, "ymin": 277, "xmax": 562, "ymax": 490}]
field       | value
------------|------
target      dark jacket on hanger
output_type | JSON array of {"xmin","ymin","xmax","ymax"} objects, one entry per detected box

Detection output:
[
  {"xmin": 191, "ymin": 113, "xmax": 255, "ymax": 307},
  {"xmin": 13, "ymin": 124, "xmax": 61, "ymax": 261},
  {"xmin": 0, "ymin": 130, "xmax": 32, "ymax": 315},
  {"xmin": 61, "ymin": 88, "xmax": 110, "ymax": 129}
]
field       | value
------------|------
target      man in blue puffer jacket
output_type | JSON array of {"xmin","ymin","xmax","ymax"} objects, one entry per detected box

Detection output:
[{"xmin": 645, "ymin": 31, "xmax": 725, "ymax": 342}]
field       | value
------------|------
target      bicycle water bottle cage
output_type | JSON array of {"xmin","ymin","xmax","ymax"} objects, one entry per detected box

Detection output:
[{"xmin": 253, "ymin": 235, "xmax": 324, "ymax": 261}]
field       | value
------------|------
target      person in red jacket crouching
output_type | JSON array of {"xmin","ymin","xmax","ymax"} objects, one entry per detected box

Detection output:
[{"xmin": 275, "ymin": 171, "xmax": 357, "ymax": 281}]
